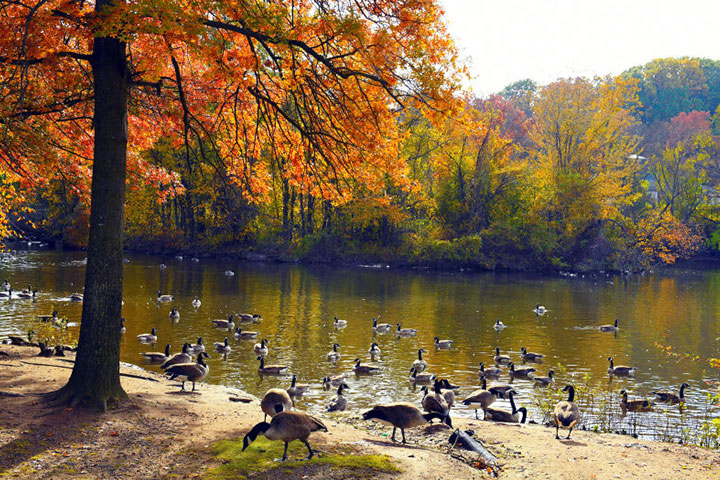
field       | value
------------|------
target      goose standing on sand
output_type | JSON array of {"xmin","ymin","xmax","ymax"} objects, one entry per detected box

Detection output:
[
  {"xmin": 157, "ymin": 290, "xmax": 173, "ymax": 302},
  {"xmin": 260, "ymin": 388, "xmax": 293, "ymax": 421},
  {"xmin": 254, "ymin": 338, "xmax": 269, "ymax": 355},
  {"xmin": 462, "ymin": 377, "xmax": 496, "ymax": 419},
  {"xmin": 652, "ymin": 383, "xmax": 690, "ymax": 404},
  {"xmin": 607, "ymin": 356, "xmax": 636, "ymax": 375},
  {"xmin": 327, "ymin": 383, "xmax": 350, "ymax": 412},
  {"xmin": 554, "ymin": 385, "xmax": 580, "ymax": 439},
  {"xmin": 363, "ymin": 403, "xmax": 452, "ymax": 443},
  {"xmin": 600, "ymin": 319, "xmax": 619, "ymax": 332},
  {"xmin": 326, "ymin": 343, "xmax": 341, "ymax": 361},
  {"xmin": 137, "ymin": 327, "xmax": 158, "ymax": 343},
  {"xmin": 140, "ymin": 343, "xmax": 171, "ymax": 363},
  {"xmin": 412, "ymin": 349, "xmax": 427, "ymax": 372},
  {"xmin": 242, "ymin": 411, "xmax": 327, "ymax": 462},
  {"xmin": 439, "ymin": 379, "xmax": 457, "ymax": 408},
  {"xmin": 164, "ymin": 352, "xmax": 210, "ymax": 391},
  {"xmin": 421, "ymin": 381, "xmax": 449, "ymax": 416},
  {"xmin": 372, "ymin": 317, "xmax": 392, "ymax": 333},
  {"xmin": 484, "ymin": 390, "xmax": 527, "ymax": 423}
]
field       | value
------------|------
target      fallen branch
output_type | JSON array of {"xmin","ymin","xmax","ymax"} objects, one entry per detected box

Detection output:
[{"xmin": 0, "ymin": 391, "xmax": 24, "ymax": 397}]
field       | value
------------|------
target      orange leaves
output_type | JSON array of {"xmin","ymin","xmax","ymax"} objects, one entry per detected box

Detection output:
[{"xmin": 633, "ymin": 210, "xmax": 702, "ymax": 264}]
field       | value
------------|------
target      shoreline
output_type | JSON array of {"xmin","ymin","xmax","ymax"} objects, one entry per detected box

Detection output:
[{"xmin": 1, "ymin": 345, "xmax": 718, "ymax": 479}]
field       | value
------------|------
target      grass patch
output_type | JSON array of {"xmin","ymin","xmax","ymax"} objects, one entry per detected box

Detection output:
[{"xmin": 207, "ymin": 437, "xmax": 399, "ymax": 480}]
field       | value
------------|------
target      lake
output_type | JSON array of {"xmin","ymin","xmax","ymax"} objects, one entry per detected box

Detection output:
[{"xmin": 0, "ymin": 249, "xmax": 718, "ymax": 443}]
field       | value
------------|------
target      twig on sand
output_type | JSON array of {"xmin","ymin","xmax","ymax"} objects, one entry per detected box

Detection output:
[{"xmin": 20, "ymin": 360, "xmax": 159, "ymax": 382}]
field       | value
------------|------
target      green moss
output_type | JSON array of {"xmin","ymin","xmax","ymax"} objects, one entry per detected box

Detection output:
[{"xmin": 207, "ymin": 437, "xmax": 399, "ymax": 480}]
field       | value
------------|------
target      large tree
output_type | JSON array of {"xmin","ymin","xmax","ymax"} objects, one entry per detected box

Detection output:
[{"xmin": 0, "ymin": 0, "xmax": 460, "ymax": 409}]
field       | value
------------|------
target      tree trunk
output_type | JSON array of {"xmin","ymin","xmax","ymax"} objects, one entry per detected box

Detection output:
[{"xmin": 48, "ymin": 11, "xmax": 128, "ymax": 410}]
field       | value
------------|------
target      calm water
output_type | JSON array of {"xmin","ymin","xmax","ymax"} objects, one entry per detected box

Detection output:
[{"xmin": 1, "ymin": 250, "xmax": 718, "ymax": 441}]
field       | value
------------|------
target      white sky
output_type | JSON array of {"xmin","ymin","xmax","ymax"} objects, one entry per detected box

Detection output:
[{"xmin": 440, "ymin": 0, "xmax": 720, "ymax": 97}]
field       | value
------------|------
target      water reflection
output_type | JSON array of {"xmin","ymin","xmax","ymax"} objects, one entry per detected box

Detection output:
[{"xmin": 0, "ymin": 250, "xmax": 718, "ymax": 443}]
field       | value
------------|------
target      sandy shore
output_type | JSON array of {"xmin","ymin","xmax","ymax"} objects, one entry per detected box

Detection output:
[{"xmin": 0, "ymin": 345, "xmax": 718, "ymax": 479}]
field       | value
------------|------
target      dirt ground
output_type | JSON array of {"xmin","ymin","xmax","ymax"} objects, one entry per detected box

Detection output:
[{"xmin": 0, "ymin": 345, "xmax": 718, "ymax": 479}]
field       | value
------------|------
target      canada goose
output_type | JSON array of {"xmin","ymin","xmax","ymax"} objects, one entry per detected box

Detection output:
[
  {"xmin": 333, "ymin": 316, "xmax": 347, "ymax": 328},
  {"xmin": 434, "ymin": 336, "xmax": 453, "ymax": 348},
  {"xmin": 16, "ymin": 289, "xmax": 36, "ymax": 299},
  {"xmin": 327, "ymin": 383, "xmax": 350, "ymax": 412},
  {"xmin": 412, "ymin": 349, "xmax": 427, "ymax": 372},
  {"xmin": 234, "ymin": 327, "xmax": 258, "ymax": 340},
  {"xmin": 322, "ymin": 373, "xmax": 348, "ymax": 389},
  {"xmin": 487, "ymin": 382, "xmax": 514, "ymax": 399},
  {"xmin": 70, "ymin": 293, "xmax": 83, "ymax": 302},
  {"xmin": 652, "ymin": 383, "xmax": 690, "ymax": 404},
  {"xmin": 533, "ymin": 369, "xmax": 556, "ymax": 386},
  {"xmin": 372, "ymin": 317, "xmax": 392, "ymax": 333},
  {"xmin": 353, "ymin": 358, "xmax": 382, "ymax": 375},
  {"xmin": 169, "ymin": 309, "xmax": 180, "ymax": 321},
  {"xmin": 607, "ymin": 356, "xmax": 636, "ymax": 375},
  {"xmin": 160, "ymin": 343, "xmax": 193, "ymax": 369},
  {"xmin": 326, "ymin": 343, "xmax": 340, "ymax": 361},
  {"xmin": 120, "ymin": 318, "xmax": 126, "ymax": 334},
  {"xmin": 236, "ymin": 313, "xmax": 262, "ymax": 323},
  {"xmin": 2, "ymin": 279, "xmax": 9, "ymax": 291},
  {"xmin": 141, "ymin": 343, "xmax": 171, "ymax": 363},
  {"xmin": 421, "ymin": 381, "xmax": 449, "ymax": 415},
  {"xmin": 254, "ymin": 338, "xmax": 269, "ymax": 355},
  {"xmin": 494, "ymin": 347, "xmax": 511, "ymax": 364},
  {"xmin": 191, "ymin": 337, "xmax": 205, "ymax": 354},
  {"xmin": 37, "ymin": 310, "xmax": 59, "ymax": 322},
  {"xmin": 520, "ymin": 347, "xmax": 544, "ymax": 362},
  {"xmin": 0, "ymin": 289, "xmax": 11, "ymax": 298},
  {"xmin": 485, "ymin": 391, "xmax": 526, "ymax": 423},
  {"xmin": 242, "ymin": 411, "xmax": 327, "ymax": 461},
  {"xmin": 410, "ymin": 366, "xmax": 436, "ymax": 383},
  {"xmin": 164, "ymin": 352, "xmax": 210, "ymax": 391},
  {"xmin": 224, "ymin": 269, "xmax": 235, "ymax": 276},
  {"xmin": 534, "ymin": 303, "xmax": 547, "ymax": 315},
  {"xmin": 20, "ymin": 284, "xmax": 33, "ymax": 294},
  {"xmin": 213, "ymin": 337, "xmax": 232, "ymax": 354},
  {"xmin": 192, "ymin": 296, "xmax": 201, "ymax": 308},
  {"xmin": 38, "ymin": 341, "xmax": 54, "ymax": 357},
  {"xmin": 620, "ymin": 389, "xmax": 653, "ymax": 412},
  {"xmin": 287, "ymin": 374, "xmax": 310, "ymax": 397},
  {"xmin": 368, "ymin": 342, "xmax": 381, "ymax": 356},
  {"xmin": 257, "ymin": 355, "xmax": 288, "ymax": 375},
  {"xmin": 191, "ymin": 257, "xmax": 200, "ymax": 263},
  {"xmin": 509, "ymin": 362, "xmax": 536, "ymax": 377},
  {"xmin": 479, "ymin": 362, "xmax": 502, "ymax": 377},
  {"xmin": 462, "ymin": 377, "xmax": 496, "ymax": 419},
  {"xmin": 554, "ymin": 385, "xmax": 580, "ymax": 439},
  {"xmin": 211, "ymin": 315, "xmax": 235, "ymax": 329},
  {"xmin": 260, "ymin": 388, "xmax": 293, "ymax": 421},
  {"xmin": 363, "ymin": 403, "xmax": 452, "ymax": 443},
  {"xmin": 438, "ymin": 379, "xmax": 456, "ymax": 408},
  {"xmin": 599, "ymin": 319, "xmax": 619, "ymax": 332},
  {"xmin": 157, "ymin": 290, "xmax": 173, "ymax": 302},
  {"xmin": 137, "ymin": 327, "xmax": 158, "ymax": 343},
  {"xmin": 493, "ymin": 318, "xmax": 506, "ymax": 330},
  {"xmin": 159, "ymin": 263, "xmax": 167, "ymax": 270},
  {"xmin": 396, "ymin": 323, "xmax": 417, "ymax": 336}
]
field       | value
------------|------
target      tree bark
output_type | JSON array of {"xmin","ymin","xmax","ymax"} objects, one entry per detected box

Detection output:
[{"xmin": 48, "ymin": 7, "xmax": 129, "ymax": 410}]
